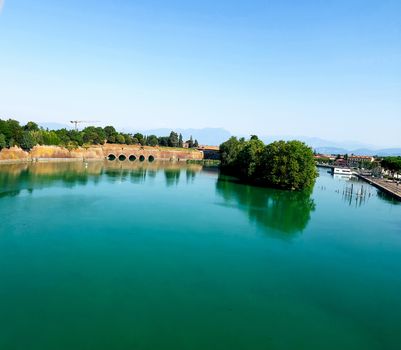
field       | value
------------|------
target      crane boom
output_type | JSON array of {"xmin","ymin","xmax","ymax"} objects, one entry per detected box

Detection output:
[{"xmin": 70, "ymin": 120, "xmax": 100, "ymax": 131}]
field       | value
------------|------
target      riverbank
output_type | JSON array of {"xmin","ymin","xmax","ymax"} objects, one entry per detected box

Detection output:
[
  {"xmin": 0, "ymin": 145, "xmax": 203, "ymax": 164},
  {"xmin": 356, "ymin": 174, "xmax": 401, "ymax": 201}
]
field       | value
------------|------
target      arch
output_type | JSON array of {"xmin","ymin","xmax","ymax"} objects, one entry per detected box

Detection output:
[
  {"xmin": 139, "ymin": 155, "xmax": 145, "ymax": 162},
  {"xmin": 148, "ymin": 155, "xmax": 155, "ymax": 162},
  {"xmin": 108, "ymin": 154, "xmax": 116, "ymax": 161},
  {"xmin": 129, "ymin": 155, "xmax": 137, "ymax": 162},
  {"xmin": 118, "ymin": 154, "xmax": 127, "ymax": 161}
]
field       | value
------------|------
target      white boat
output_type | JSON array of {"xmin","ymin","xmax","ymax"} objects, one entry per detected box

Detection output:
[{"xmin": 333, "ymin": 167, "xmax": 353, "ymax": 175}]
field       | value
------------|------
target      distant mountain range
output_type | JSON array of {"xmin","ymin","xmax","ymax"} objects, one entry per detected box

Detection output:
[
  {"xmin": 38, "ymin": 123, "xmax": 401, "ymax": 156},
  {"xmin": 313, "ymin": 147, "xmax": 401, "ymax": 157},
  {"xmin": 257, "ymin": 135, "xmax": 401, "ymax": 156},
  {"xmin": 40, "ymin": 122, "xmax": 73, "ymax": 130}
]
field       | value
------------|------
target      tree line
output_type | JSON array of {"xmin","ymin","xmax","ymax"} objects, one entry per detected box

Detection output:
[
  {"xmin": 220, "ymin": 136, "xmax": 318, "ymax": 190},
  {"xmin": 381, "ymin": 157, "xmax": 401, "ymax": 178},
  {"xmin": 0, "ymin": 119, "xmax": 199, "ymax": 150}
]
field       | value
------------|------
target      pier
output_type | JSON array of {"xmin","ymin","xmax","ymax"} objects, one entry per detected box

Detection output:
[{"xmin": 355, "ymin": 174, "xmax": 401, "ymax": 201}]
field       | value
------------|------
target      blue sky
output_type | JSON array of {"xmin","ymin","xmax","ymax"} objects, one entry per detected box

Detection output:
[{"xmin": 0, "ymin": 0, "xmax": 400, "ymax": 147}]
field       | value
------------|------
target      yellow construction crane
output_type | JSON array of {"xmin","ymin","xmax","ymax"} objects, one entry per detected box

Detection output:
[{"xmin": 70, "ymin": 120, "xmax": 100, "ymax": 131}]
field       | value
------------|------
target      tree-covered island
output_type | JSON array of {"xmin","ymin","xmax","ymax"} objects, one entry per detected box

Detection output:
[{"xmin": 220, "ymin": 136, "xmax": 318, "ymax": 191}]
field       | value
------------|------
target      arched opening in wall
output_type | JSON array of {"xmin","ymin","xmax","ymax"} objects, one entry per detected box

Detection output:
[
  {"xmin": 139, "ymin": 155, "xmax": 145, "ymax": 162},
  {"xmin": 148, "ymin": 155, "xmax": 155, "ymax": 162},
  {"xmin": 118, "ymin": 154, "xmax": 127, "ymax": 161},
  {"xmin": 108, "ymin": 154, "xmax": 116, "ymax": 161},
  {"xmin": 129, "ymin": 155, "xmax": 136, "ymax": 162}
]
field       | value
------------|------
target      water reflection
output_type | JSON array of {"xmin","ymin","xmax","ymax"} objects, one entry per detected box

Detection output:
[
  {"xmin": 0, "ymin": 161, "xmax": 202, "ymax": 197},
  {"xmin": 216, "ymin": 176, "xmax": 316, "ymax": 238},
  {"xmin": 331, "ymin": 173, "xmax": 376, "ymax": 207},
  {"xmin": 164, "ymin": 168, "xmax": 181, "ymax": 187}
]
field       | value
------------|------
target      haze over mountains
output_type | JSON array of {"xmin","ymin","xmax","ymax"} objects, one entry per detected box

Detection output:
[
  {"xmin": 129, "ymin": 128, "xmax": 401, "ymax": 156},
  {"xmin": 39, "ymin": 123, "xmax": 401, "ymax": 156}
]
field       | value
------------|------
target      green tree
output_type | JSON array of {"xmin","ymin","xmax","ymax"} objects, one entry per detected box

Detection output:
[
  {"xmin": 158, "ymin": 136, "xmax": 169, "ymax": 146},
  {"xmin": 133, "ymin": 133, "xmax": 145, "ymax": 145},
  {"xmin": 187, "ymin": 135, "xmax": 194, "ymax": 148},
  {"xmin": 104, "ymin": 126, "xmax": 117, "ymax": 143},
  {"xmin": 381, "ymin": 157, "xmax": 401, "ymax": 178},
  {"xmin": 82, "ymin": 127, "xmax": 106, "ymax": 145},
  {"xmin": 147, "ymin": 135, "xmax": 159, "ymax": 146},
  {"xmin": 0, "ymin": 133, "xmax": 6, "ymax": 150},
  {"xmin": 220, "ymin": 137, "xmax": 317, "ymax": 191},
  {"xmin": 258, "ymin": 140, "xmax": 317, "ymax": 190},
  {"xmin": 178, "ymin": 133, "xmax": 183, "ymax": 148},
  {"xmin": 193, "ymin": 139, "xmax": 199, "ymax": 148},
  {"xmin": 20, "ymin": 131, "xmax": 36, "ymax": 150},
  {"xmin": 122, "ymin": 133, "xmax": 134, "ymax": 145},
  {"xmin": 116, "ymin": 134, "xmax": 125, "ymax": 144},
  {"xmin": 42, "ymin": 131, "xmax": 61, "ymax": 145},
  {"xmin": 55, "ymin": 128, "xmax": 71, "ymax": 145},
  {"xmin": 0, "ymin": 119, "xmax": 23, "ymax": 146},
  {"xmin": 67, "ymin": 129, "xmax": 84, "ymax": 146},
  {"xmin": 219, "ymin": 136, "xmax": 244, "ymax": 170},
  {"xmin": 24, "ymin": 121, "xmax": 40, "ymax": 131},
  {"xmin": 235, "ymin": 137, "xmax": 265, "ymax": 178},
  {"xmin": 29, "ymin": 130, "xmax": 44, "ymax": 145},
  {"xmin": 168, "ymin": 131, "xmax": 179, "ymax": 147}
]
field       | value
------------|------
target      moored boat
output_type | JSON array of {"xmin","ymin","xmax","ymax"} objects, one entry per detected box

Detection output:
[{"xmin": 333, "ymin": 167, "xmax": 353, "ymax": 175}]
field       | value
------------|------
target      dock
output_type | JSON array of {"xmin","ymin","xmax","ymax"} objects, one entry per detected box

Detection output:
[{"xmin": 355, "ymin": 174, "xmax": 401, "ymax": 201}]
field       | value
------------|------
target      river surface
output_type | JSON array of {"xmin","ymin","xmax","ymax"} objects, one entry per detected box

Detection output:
[{"xmin": 0, "ymin": 162, "xmax": 400, "ymax": 350}]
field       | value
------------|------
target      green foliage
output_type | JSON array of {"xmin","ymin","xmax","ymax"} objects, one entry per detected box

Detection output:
[
  {"xmin": 42, "ymin": 131, "xmax": 61, "ymax": 146},
  {"xmin": 317, "ymin": 157, "xmax": 332, "ymax": 164},
  {"xmin": 82, "ymin": 126, "xmax": 106, "ymax": 145},
  {"xmin": 259, "ymin": 140, "xmax": 317, "ymax": 190},
  {"xmin": 220, "ymin": 137, "xmax": 318, "ymax": 191},
  {"xmin": 24, "ymin": 121, "xmax": 39, "ymax": 132},
  {"xmin": 0, "ymin": 118, "xmax": 198, "ymax": 150},
  {"xmin": 116, "ymin": 134, "xmax": 125, "ymax": 144},
  {"xmin": 104, "ymin": 126, "xmax": 117, "ymax": 143},
  {"xmin": 147, "ymin": 135, "xmax": 159, "ymax": 147},
  {"xmin": 381, "ymin": 157, "xmax": 401, "ymax": 176},
  {"xmin": 0, "ymin": 119, "xmax": 23, "ymax": 146},
  {"xmin": 133, "ymin": 133, "xmax": 145, "ymax": 145},
  {"xmin": 168, "ymin": 131, "xmax": 179, "ymax": 147},
  {"xmin": 235, "ymin": 137, "xmax": 265, "ymax": 178},
  {"xmin": 20, "ymin": 131, "xmax": 36, "ymax": 150},
  {"xmin": 187, "ymin": 135, "xmax": 194, "ymax": 148},
  {"xmin": 0, "ymin": 133, "xmax": 6, "ymax": 150},
  {"xmin": 158, "ymin": 136, "xmax": 169, "ymax": 147},
  {"xmin": 29, "ymin": 130, "xmax": 44, "ymax": 145},
  {"xmin": 178, "ymin": 133, "xmax": 183, "ymax": 148},
  {"xmin": 220, "ymin": 137, "xmax": 245, "ymax": 170}
]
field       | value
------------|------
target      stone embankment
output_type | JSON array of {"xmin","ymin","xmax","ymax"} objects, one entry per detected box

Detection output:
[
  {"xmin": 0, "ymin": 145, "xmax": 204, "ymax": 163},
  {"xmin": 356, "ymin": 174, "xmax": 401, "ymax": 201}
]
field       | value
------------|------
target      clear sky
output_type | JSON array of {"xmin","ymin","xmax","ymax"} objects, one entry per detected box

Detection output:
[{"xmin": 0, "ymin": 0, "xmax": 400, "ymax": 147}]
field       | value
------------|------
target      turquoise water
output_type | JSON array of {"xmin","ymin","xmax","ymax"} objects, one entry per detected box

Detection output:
[{"xmin": 0, "ymin": 162, "xmax": 400, "ymax": 350}]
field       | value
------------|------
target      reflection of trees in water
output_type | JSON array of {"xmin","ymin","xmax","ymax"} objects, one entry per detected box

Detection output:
[
  {"xmin": 0, "ymin": 162, "xmax": 97, "ymax": 195},
  {"xmin": 0, "ymin": 161, "xmax": 203, "ymax": 197},
  {"xmin": 164, "ymin": 169, "xmax": 181, "ymax": 187},
  {"xmin": 186, "ymin": 169, "xmax": 197, "ymax": 183},
  {"xmin": 216, "ymin": 176, "xmax": 316, "ymax": 238}
]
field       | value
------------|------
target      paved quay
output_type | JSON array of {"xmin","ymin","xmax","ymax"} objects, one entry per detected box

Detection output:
[{"xmin": 356, "ymin": 174, "xmax": 401, "ymax": 201}]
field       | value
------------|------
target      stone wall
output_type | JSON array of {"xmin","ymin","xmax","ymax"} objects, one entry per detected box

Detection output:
[{"xmin": 0, "ymin": 145, "xmax": 203, "ymax": 163}]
